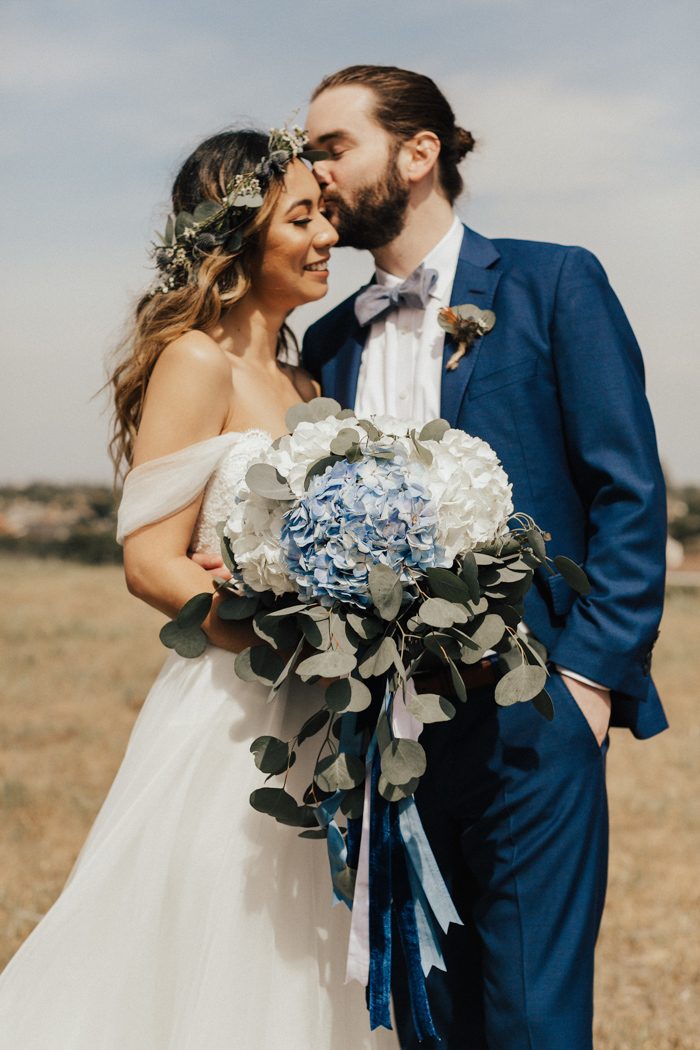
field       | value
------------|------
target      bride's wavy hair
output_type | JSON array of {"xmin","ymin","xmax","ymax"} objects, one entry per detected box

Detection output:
[{"xmin": 108, "ymin": 129, "xmax": 294, "ymax": 478}]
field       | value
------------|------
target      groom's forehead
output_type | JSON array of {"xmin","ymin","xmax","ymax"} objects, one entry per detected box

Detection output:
[{"xmin": 307, "ymin": 83, "xmax": 383, "ymax": 140}]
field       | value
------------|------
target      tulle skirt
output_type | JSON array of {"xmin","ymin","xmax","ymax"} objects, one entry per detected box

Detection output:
[{"xmin": 0, "ymin": 647, "xmax": 396, "ymax": 1049}]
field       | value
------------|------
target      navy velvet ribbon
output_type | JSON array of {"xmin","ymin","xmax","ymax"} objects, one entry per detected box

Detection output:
[
  {"xmin": 390, "ymin": 805, "xmax": 438, "ymax": 1041},
  {"xmin": 367, "ymin": 751, "xmax": 393, "ymax": 1030}
]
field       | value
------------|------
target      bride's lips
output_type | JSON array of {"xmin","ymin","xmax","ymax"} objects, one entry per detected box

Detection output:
[{"xmin": 303, "ymin": 257, "xmax": 330, "ymax": 276}]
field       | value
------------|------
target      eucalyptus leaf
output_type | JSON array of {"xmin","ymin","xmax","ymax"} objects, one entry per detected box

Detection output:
[
  {"xmin": 164, "ymin": 214, "xmax": 175, "ymax": 246},
  {"xmin": 269, "ymin": 637, "xmax": 305, "ymax": 697},
  {"xmin": 286, "ymin": 397, "xmax": 341, "ymax": 432},
  {"xmin": 330, "ymin": 612, "xmax": 358, "ymax": 653},
  {"xmin": 526, "ymin": 528, "xmax": 549, "ymax": 566},
  {"xmin": 253, "ymin": 612, "xmax": 299, "ymax": 653},
  {"xmin": 193, "ymin": 200, "xmax": 221, "ymax": 222},
  {"xmin": 495, "ymin": 664, "xmax": 548, "ymax": 706},
  {"xmin": 296, "ymin": 648, "xmax": 357, "ymax": 680},
  {"xmin": 405, "ymin": 691, "xmax": 456, "ymax": 723},
  {"xmin": 531, "ymin": 688, "xmax": 555, "ymax": 721},
  {"xmin": 300, "ymin": 614, "xmax": 331, "ymax": 650},
  {"xmin": 553, "ymin": 555, "xmax": 592, "ymax": 595},
  {"xmin": 174, "ymin": 210, "xmax": 194, "ymax": 236},
  {"xmin": 176, "ymin": 591, "xmax": 213, "ymax": 629},
  {"xmin": 335, "ymin": 408, "xmax": 357, "ymax": 420},
  {"xmin": 234, "ymin": 644, "xmax": 284, "ymax": 685},
  {"xmin": 325, "ymin": 677, "xmax": 372, "ymax": 713},
  {"xmin": 346, "ymin": 613, "xmax": 382, "ymax": 640},
  {"xmin": 381, "ymin": 738, "xmax": 427, "ymax": 785},
  {"xmin": 425, "ymin": 567, "xmax": 474, "ymax": 605},
  {"xmin": 423, "ymin": 633, "xmax": 462, "ymax": 661},
  {"xmin": 357, "ymin": 419, "xmax": 381, "ymax": 441},
  {"xmin": 448, "ymin": 658, "xmax": 468, "ymax": 702},
  {"xmin": 250, "ymin": 735, "xmax": 290, "ymax": 775},
  {"xmin": 329, "ymin": 427, "xmax": 361, "ymax": 456},
  {"xmin": 418, "ymin": 418, "xmax": 450, "ymax": 442},
  {"xmin": 297, "ymin": 708, "xmax": 330, "ymax": 745},
  {"xmin": 460, "ymin": 551, "xmax": 481, "ymax": 603},
  {"xmin": 275, "ymin": 803, "xmax": 319, "ymax": 829},
  {"xmin": 358, "ymin": 635, "xmax": 399, "ymax": 679},
  {"xmin": 315, "ymin": 752, "xmax": 365, "ymax": 792},
  {"xmin": 159, "ymin": 620, "xmax": 208, "ymax": 659},
  {"xmin": 245, "ymin": 462, "xmax": 293, "ymax": 500},
  {"xmin": 304, "ymin": 454, "xmax": 342, "ymax": 489},
  {"xmin": 249, "ymin": 787, "xmax": 299, "ymax": 821},
  {"xmin": 470, "ymin": 613, "xmax": 507, "ymax": 651},
  {"xmin": 368, "ymin": 563, "xmax": 403, "ymax": 621},
  {"xmin": 217, "ymin": 594, "xmax": 259, "ymax": 621},
  {"xmin": 378, "ymin": 775, "xmax": 421, "ymax": 802},
  {"xmin": 409, "ymin": 429, "xmax": 433, "ymax": 466},
  {"xmin": 419, "ymin": 597, "xmax": 470, "ymax": 628}
]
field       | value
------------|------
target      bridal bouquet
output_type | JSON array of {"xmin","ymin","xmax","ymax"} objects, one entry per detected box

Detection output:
[{"xmin": 160, "ymin": 398, "xmax": 589, "ymax": 1036}]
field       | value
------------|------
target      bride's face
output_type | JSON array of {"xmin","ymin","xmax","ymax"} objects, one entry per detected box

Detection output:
[{"xmin": 253, "ymin": 160, "xmax": 338, "ymax": 310}]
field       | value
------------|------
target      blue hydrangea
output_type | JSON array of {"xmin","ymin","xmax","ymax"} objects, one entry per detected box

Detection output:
[{"xmin": 280, "ymin": 454, "xmax": 444, "ymax": 607}]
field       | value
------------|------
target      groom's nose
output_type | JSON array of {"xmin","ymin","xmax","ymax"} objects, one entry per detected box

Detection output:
[{"xmin": 311, "ymin": 160, "xmax": 331, "ymax": 190}]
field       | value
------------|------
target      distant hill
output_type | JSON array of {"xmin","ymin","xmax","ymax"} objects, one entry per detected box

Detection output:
[
  {"xmin": 0, "ymin": 484, "xmax": 121, "ymax": 564},
  {"xmin": 0, "ymin": 480, "xmax": 698, "ymax": 567}
]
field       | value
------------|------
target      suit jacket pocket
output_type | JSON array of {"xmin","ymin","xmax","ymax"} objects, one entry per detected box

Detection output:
[
  {"xmin": 468, "ymin": 358, "xmax": 538, "ymax": 400},
  {"xmin": 546, "ymin": 572, "xmax": 577, "ymax": 618}
]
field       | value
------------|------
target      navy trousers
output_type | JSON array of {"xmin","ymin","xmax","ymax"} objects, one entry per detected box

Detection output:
[{"xmin": 391, "ymin": 672, "xmax": 609, "ymax": 1049}]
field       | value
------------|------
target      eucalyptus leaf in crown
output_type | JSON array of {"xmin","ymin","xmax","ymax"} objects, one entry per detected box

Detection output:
[{"xmin": 149, "ymin": 125, "xmax": 326, "ymax": 296}]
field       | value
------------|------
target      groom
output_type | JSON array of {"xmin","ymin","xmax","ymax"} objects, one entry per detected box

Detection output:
[{"xmin": 302, "ymin": 65, "xmax": 667, "ymax": 1049}]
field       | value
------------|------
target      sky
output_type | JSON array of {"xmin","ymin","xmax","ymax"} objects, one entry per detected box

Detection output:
[{"xmin": 1, "ymin": 0, "xmax": 698, "ymax": 485}]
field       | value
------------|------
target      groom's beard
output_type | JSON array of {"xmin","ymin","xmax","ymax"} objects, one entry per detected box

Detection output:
[{"xmin": 323, "ymin": 157, "xmax": 409, "ymax": 250}]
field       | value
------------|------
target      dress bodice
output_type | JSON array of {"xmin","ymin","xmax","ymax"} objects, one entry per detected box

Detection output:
[
  {"xmin": 190, "ymin": 429, "xmax": 271, "ymax": 553},
  {"xmin": 116, "ymin": 429, "xmax": 271, "ymax": 547}
]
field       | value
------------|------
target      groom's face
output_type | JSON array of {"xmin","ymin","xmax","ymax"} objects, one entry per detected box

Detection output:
[{"xmin": 307, "ymin": 84, "xmax": 409, "ymax": 250}]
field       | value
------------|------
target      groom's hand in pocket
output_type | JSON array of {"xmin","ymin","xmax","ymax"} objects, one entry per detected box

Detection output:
[{"xmin": 560, "ymin": 674, "xmax": 612, "ymax": 746}]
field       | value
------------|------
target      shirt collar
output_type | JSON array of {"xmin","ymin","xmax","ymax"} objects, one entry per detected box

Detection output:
[{"xmin": 374, "ymin": 214, "xmax": 463, "ymax": 301}]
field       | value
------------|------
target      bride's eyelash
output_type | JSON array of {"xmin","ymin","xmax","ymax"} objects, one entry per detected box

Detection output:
[{"xmin": 292, "ymin": 218, "xmax": 312, "ymax": 226}]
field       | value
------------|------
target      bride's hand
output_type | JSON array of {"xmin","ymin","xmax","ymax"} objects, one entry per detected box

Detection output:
[{"xmin": 190, "ymin": 551, "xmax": 232, "ymax": 582}]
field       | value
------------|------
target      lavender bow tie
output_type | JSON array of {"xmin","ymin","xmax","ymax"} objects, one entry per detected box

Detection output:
[{"xmin": 354, "ymin": 264, "xmax": 438, "ymax": 327}]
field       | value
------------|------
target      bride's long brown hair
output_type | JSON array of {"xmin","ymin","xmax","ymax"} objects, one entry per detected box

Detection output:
[{"xmin": 108, "ymin": 130, "xmax": 293, "ymax": 479}]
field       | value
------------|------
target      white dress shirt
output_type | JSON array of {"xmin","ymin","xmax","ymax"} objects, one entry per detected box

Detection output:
[{"xmin": 354, "ymin": 214, "xmax": 608, "ymax": 694}]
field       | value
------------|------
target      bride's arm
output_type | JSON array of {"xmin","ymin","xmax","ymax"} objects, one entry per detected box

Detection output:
[{"xmin": 122, "ymin": 334, "xmax": 256, "ymax": 654}]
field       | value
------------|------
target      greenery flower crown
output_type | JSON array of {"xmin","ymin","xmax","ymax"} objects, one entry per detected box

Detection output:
[{"xmin": 149, "ymin": 126, "xmax": 326, "ymax": 297}]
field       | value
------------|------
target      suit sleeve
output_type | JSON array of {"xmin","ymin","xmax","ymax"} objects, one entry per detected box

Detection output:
[
  {"xmin": 301, "ymin": 326, "xmax": 321, "ymax": 381},
  {"xmin": 547, "ymin": 247, "xmax": 666, "ymax": 700}
]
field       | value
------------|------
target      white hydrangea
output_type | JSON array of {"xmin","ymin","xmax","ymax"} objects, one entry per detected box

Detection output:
[
  {"xmin": 420, "ymin": 428, "xmax": 513, "ymax": 561},
  {"xmin": 225, "ymin": 494, "xmax": 294, "ymax": 595},
  {"xmin": 223, "ymin": 411, "xmax": 513, "ymax": 595},
  {"xmin": 267, "ymin": 415, "xmax": 359, "ymax": 496}
]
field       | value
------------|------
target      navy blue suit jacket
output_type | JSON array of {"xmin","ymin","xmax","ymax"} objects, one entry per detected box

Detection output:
[{"xmin": 302, "ymin": 225, "xmax": 668, "ymax": 739}]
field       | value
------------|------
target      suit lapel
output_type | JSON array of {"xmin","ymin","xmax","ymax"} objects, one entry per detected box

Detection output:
[
  {"xmin": 331, "ymin": 323, "xmax": 366, "ymax": 410},
  {"xmin": 440, "ymin": 227, "xmax": 502, "ymax": 425}
]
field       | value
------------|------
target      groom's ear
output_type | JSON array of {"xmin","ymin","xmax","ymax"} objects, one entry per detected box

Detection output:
[{"xmin": 401, "ymin": 130, "xmax": 442, "ymax": 185}]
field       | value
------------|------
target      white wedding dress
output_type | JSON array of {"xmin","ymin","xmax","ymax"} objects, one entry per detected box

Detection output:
[{"xmin": 0, "ymin": 431, "xmax": 396, "ymax": 1050}]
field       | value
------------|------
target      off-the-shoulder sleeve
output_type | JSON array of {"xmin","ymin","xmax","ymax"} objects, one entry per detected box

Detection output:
[{"xmin": 116, "ymin": 433, "xmax": 241, "ymax": 544}]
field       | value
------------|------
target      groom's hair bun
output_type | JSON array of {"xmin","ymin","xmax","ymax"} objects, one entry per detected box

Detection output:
[
  {"xmin": 312, "ymin": 65, "xmax": 476, "ymax": 203},
  {"xmin": 454, "ymin": 127, "xmax": 476, "ymax": 162}
]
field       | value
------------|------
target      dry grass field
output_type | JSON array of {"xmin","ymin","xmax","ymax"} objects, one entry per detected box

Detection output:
[{"xmin": 1, "ymin": 555, "xmax": 698, "ymax": 1048}]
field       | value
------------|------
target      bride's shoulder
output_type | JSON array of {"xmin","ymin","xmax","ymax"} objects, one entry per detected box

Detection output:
[
  {"xmin": 154, "ymin": 330, "xmax": 230, "ymax": 383},
  {"xmin": 135, "ymin": 332, "xmax": 231, "ymax": 457}
]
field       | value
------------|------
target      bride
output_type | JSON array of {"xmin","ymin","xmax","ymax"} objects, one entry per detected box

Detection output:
[{"xmin": 0, "ymin": 127, "xmax": 396, "ymax": 1049}]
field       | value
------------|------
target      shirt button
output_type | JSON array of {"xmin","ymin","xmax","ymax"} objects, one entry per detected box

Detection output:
[{"xmin": 398, "ymin": 391, "xmax": 408, "ymax": 401}]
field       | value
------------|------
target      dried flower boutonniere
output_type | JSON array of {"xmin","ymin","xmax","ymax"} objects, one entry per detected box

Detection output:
[{"xmin": 438, "ymin": 304, "xmax": 496, "ymax": 370}]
